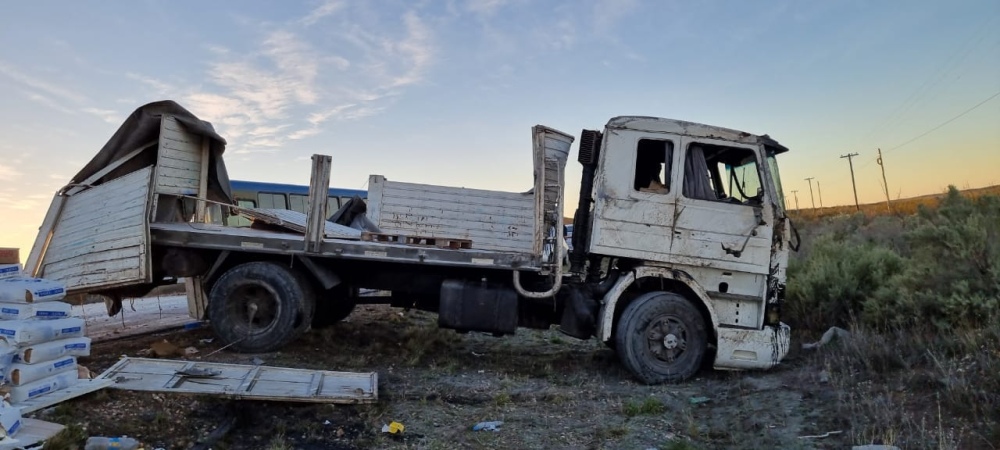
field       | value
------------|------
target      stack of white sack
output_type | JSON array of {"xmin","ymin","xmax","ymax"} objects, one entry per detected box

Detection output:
[{"xmin": 0, "ymin": 262, "xmax": 91, "ymax": 411}]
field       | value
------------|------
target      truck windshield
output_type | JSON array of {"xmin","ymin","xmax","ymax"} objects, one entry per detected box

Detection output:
[{"xmin": 765, "ymin": 151, "xmax": 786, "ymax": 214}]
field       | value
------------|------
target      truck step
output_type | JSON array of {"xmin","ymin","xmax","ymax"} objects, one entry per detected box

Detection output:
[{"xmin": 360, "ymin": 232, "xmax": 473, "ymax": 250}]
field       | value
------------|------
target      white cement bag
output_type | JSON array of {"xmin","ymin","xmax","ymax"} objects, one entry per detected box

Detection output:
[
  {"xmin": 0, "ymin": 264, "xmax": 20, "ymax": 280},
  {"xmin": 0, "ymin": 277, "xmax": 66, "ymax": 303},
  {"xmin": 0, "ymin": 399, "xmax": 22, "ymax": 438},
  {"xmin": 7, "ymin": 371, "xmax": 79, "ymax": 404},
  {"xmin": 0, "ymin": 318, "xmax": 85, "ymax": 345},
  {"xmin": 6, "ymin": 356, "xmax": 76, "ymax": 386},
  {"xmin": 0, "ymin": 301, "xmax": 72, "ymax": 320},
  {"xmin": 13, "ymin": 337, "xmax": 91, "ymax": 364},
  {"xmin": 0, "ymin": 341, "xmax": 16, "ymax": 384}
]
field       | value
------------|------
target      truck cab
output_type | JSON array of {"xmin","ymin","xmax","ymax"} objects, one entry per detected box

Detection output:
[{"xmin": 562, "ymin": 116, "xmax": 793, "ymax": 383}]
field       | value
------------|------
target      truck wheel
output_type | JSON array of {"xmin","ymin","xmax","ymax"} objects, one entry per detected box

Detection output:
[
  {"xmin": 289, "ymin": 269, "xmax": 317, "ymax": 335},
  {"xmin": 312, "ymin": 285, "xmax": 356, "ymax": 328},
  {"xmin": 208, "ymin": 261, "xmax": 310, "ymax": 353},
  {"xmin": 614, "ymin": 291, "xmax": 707, "ymax": 384}
]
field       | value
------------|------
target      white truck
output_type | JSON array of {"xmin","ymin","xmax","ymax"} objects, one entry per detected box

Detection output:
[{"xmin": 25, "ymin": 101, "xmax": 797, "ymax": 384}]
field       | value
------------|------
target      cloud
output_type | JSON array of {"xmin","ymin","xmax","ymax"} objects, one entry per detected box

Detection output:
[
  {"xmin": 301, "ymin": 0, "xmax": 345, "ymax": 26},
  {"xmin": 0, "ymin": 164, "xmax": 18, "ymax": 181},
  {"xmin": 465, "ymin": 0, "xmax": 509, "ymax": 15},
  {"xmin": 592, "ymin": 0, "xmax": 639, "ymax": 34},
  {"xmin": 175, "ymin": 7, "xmax": 437, "ymax": 154},
  {"xmin": 0, "ymin": 60, "xmax": 88, "ymax": 104},
  {"xmin": 23, "ymin": 92, "xmax": 77, "ymax": 115},
  {"xmin": 126, "ymin": 72, "xmax": 177, "ymax": 96},
  {"xmin": 81, "ymin": 107, "xmax": 120, "ymax": 124}
]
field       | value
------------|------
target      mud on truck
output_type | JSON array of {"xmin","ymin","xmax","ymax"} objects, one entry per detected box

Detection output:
[{"xmin": 26, "ymin": 101, "xmax": 797, "ymax": 384}]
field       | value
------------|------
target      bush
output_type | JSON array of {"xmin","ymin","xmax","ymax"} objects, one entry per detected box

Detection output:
[{"xmin": 787, "ymin": 187, "xmax": 999, "ymax": 331}]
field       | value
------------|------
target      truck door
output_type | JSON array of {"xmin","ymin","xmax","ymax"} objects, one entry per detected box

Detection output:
[
  {"xmin": 671, "ymin": 137, "xmax": 774, "ymax": 307},
  {"xmin": 589, "ymin": 131, "xmax": 680, "ymax": 260}
]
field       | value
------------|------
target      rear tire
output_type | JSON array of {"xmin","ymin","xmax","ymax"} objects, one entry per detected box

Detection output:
[
  {"xmin": 614, "ymin": 291, "xmax": 708, "ymax": 384},
  {"xmin": 208, "ymin": 261, "xmax": 311, "ymax": 353}
]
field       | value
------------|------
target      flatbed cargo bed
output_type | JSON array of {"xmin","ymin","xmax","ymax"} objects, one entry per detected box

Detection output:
[{"xmin": 149, "ymin": 222, "xmax": 539, "ymax": 270}]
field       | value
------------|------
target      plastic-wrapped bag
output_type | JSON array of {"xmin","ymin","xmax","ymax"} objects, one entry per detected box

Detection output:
[
  {"xmin": 13, "ymin": 337, "xmax": 91, "ymax": 364},
  {"xmin": 0, "ymin": 318, "xmax": 85, "ymax": 345},
  {"xmin": 0, "ymin": 264, "xmax": 20, "ymax": 280},
  {"xmin": 0, "ymin": 277, "xmax": 66, "ymax": 303},
  {"xmin": 8, "ymin": 371, "xmax": 79, "ymax": 404},
  {"xmin": 0, "ymin": 301, "xmax": 72, "ymax": 320},
  {"xmin": 7, "ymin": 356, "xmax": 77, "ymax": 386}
]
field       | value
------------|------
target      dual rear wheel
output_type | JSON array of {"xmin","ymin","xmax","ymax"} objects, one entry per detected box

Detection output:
[{"xmin": 207, "ymin": 261, "xmax": 354, "ymax": 353}]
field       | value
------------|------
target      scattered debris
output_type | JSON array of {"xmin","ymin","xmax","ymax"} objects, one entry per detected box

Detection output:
[
  {"xmin": 818, "ymin": 370, "xmax": 831, "ymax": 384},
  {"xmin": 183, "ymin": 347, "xmax": 199, "ymax": 356},
  {"xmin": 472, "ymin": 421, "xmax": 503, "ymax": 432},
  {"xmin": 688, "ymin": 396, "xmax": 711, "ymax": 405},
  {"xmin": 83, "ymin": 435, "xmax": 140, "ymax": 450},
  {"xmin": 78, "ymin": 365, "xmax": 93, "ymax": 380},
  {"xmin": 199, "ymin": 338, "xmax": 214, "ymax": 345},
  {"xmin": 250, "ymin": 357, "xmax": 265, "ymax": 366},
  {"xmin": 150, "ymin": 340, "xmax": 180, "ymax": 358},
  {"xmin": 802, "ymin": 327, "xmax": 850, "ymax": 350},
  {"xmin": 323, "ymin": 420, "xmax": 331, "ymax": 426},
  {"xmin": 175, "ymin": 367, "xmax": 221, "ymax": 378},
  {"xmin": 851, "ymin": 446, "xmax": 901, "ymax": 450},
  {"xmin": 799, "ymin": 430, "xmax": 843, "ymax": 439},
  {"xmin": 381, "ymin": 421, "xmax": 405, "ymax": 434},
  {"xmin": 191, "ymin": 413, "xmax": 237, "ymax": 450}
]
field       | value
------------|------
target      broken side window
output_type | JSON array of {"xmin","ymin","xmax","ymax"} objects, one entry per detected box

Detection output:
[
  {"xmin": 683, "ymin": 144, "xmax": 763, "ymax": 206},
  {"xmin": 633, "ymin": 138, "xmax": 674, "ymax": 194}
]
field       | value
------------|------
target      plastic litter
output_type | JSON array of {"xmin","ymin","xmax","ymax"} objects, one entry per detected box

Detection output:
[
  {"xmin": 688, "ymin": 396, "xmax": 711, "ymax": 405},
  {"xmin": 381, "ymin": 421, "xmax": 404, "ymax": 434},
  {"xmin": 84, "ymin": 436, "xmax": 141, "ymax": 450},
  {"xmin": 472, "ymin": 421, "xmax": 503, "ymax": 432}
]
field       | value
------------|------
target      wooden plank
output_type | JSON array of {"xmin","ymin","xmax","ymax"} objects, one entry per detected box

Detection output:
[
  {"xmin": 380, "ymin": 188, "xmax": 536, "ymax": 211},
  {"xmin": 195, "ymin": 136, "xmax": 210, "ymax": 222},
  {"xmin": 63, "ymin": 140, "xmax": 157, "ymax": 196},
  {"xmin": 25, "ymin": 195, "xmax": 67, "ymax": 277},
  {"xmin": 306, "ymin": 372, "xmax": 323, "ymax": 397},
  {"xmin": 96, "ymin": 357, "xmax": 377, "ymax": 404},
  {"xmin": 305, "ymin": 154, "xmax": 332, "ymax": 253},
  {"xmin": 382, "ymin": 179, "xmax": 534, "ymax": 202},
  {"xmin": 159, "ymin": 140, "xmax": 202, "ymax": 161},
  {"xmin": 157, "ymin": 161, "xmax": 201, "ymax": 176},
  {"xmin": 236, "ymin": 366, "xmax": 262, "ymax": 393},
  {"xmin": 184, "ymin": 276, "xmax": 207, "ymax": 320},
  {"xmin": 38, "ymin": 168, "xmax": 152, "ymax": 289}
]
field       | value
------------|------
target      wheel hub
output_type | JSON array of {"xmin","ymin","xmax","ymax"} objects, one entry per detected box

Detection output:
[{"xmin": 646, "ymin": 315, "xmax": 688, "ymax": 362}]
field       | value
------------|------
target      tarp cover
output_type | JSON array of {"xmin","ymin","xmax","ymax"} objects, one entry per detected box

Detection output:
[{"xmin": 68, "ymin": 100, "xmax": 233, "ymax": 204}]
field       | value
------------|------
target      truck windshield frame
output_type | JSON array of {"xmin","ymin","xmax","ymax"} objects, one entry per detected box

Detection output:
[{"xmin": 765, "ymin": 149, "xmax": 786, "ymax": 215}]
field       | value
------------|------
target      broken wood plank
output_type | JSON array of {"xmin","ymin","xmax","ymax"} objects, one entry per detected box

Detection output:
[{"xmin": 96, "ymin": 357, "xmax": 377, "ymax": 404}]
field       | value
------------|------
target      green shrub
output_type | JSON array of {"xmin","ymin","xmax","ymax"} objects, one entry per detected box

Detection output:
[{"xmin": 788, "ymin": 187, "xmax": 999, "ymax": 331}]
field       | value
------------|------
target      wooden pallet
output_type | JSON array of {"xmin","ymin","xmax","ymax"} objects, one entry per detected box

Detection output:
[{"xmin": 361, "ymin": 232, "xmax": 472, "ymax": 249}]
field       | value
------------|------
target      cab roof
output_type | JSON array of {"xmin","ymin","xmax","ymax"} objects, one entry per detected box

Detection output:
[{"xmin": 606, "ymin": 116, "xmax": 788, "ymax": 154}]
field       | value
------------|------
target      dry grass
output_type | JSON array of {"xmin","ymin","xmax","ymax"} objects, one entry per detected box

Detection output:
[
  {"xmin": 789, "ymin": 185, "xmax": 1000, "ymax": 221},
  {"xmin": 818, "ymin": 324, "xmax": 1000, "ymax": 449}
]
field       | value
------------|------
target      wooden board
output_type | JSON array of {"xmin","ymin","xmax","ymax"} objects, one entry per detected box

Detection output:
[
  {"xmin": 155, "ymin": 116, "xmax": 204, "ymax": 196},
  {"xmin": 37, "ymin": 167, "xmax": 153, "ymax": 291},
  {"xmin": 367, "ymin": 175, "xmax": 536, "ymax": 254},
  {"xmin": 97, "ymin": 357, "xmax": 378, "ymax": 404}
]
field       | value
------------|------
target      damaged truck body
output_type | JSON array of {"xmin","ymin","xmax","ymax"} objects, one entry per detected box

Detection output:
[{"xmin": 26, "ymin": 101, "xmax": 796, "ymax": 384}]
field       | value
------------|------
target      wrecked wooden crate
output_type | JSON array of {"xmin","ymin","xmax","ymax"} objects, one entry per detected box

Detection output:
[{"xmin": 96, "ymin": 357, "xmax": 377, "ymax": 403}]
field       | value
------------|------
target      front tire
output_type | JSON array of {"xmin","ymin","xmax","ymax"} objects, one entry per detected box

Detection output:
[
  {"xmin": 614, "ymin": 291, "xmax": 708, "ymax": 384},
  {"xmin": 208, "ymin": 261, "xmax": 311, "ymax": 353}
]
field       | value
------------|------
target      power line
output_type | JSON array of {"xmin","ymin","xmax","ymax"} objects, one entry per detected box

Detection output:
[{"xmin": 884, "ymin": 90, "xmax": 1000, "ymax": 155}]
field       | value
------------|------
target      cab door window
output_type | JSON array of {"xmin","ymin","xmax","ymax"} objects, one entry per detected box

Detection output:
[
  {"xmin": 633, "ymin": 139, "xmax": 674, "ymax": 194},
  {"xmin": 683, "ymin": 143, "xmax": 763, "ymax": 206}
]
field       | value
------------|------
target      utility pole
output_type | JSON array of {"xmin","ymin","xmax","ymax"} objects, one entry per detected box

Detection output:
[
  {"xmin": 817, "ymin": 180, "xmax": 823, "ymax": 208},
  {"xmin": 804, "ymin": 177, "xmax": 815, "ymax": 209},
  {"xmin": 877, "ymin": 148, "xmax": 892, "ymax": 213},
  {"xmin": 840, "ymin": 152, "xmax": 860, "ymax": 211},
  {"xmin": 791, "ymin": 190, "xmax": 800, "ymax": 211}
]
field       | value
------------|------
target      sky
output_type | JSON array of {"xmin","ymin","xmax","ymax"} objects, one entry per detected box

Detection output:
[{"xmin": 1, "ymin": 0, "xmax": 999, "ymax": 262}]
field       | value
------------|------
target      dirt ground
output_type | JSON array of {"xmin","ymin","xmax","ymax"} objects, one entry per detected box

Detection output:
[{"xmin": 35, "ymin": 304, "xmax": 848, "ymax": 450}]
